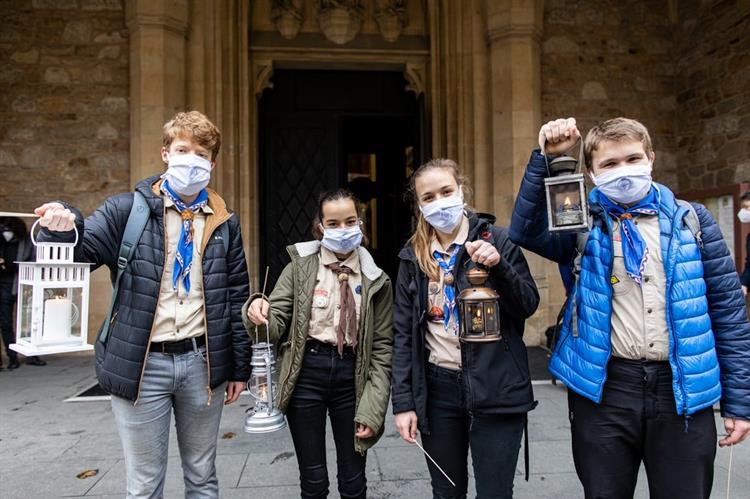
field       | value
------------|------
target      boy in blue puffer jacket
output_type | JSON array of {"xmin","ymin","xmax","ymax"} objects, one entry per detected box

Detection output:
[{"xmin": 510, "ymin": 117, "xmax": 750, "ymax": 499}]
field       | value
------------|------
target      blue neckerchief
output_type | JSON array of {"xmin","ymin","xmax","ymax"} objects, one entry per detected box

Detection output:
[
  {"xmin": 433, "ymin": 244, "xmax": 462, "ymax": 334},
  {"xmin": 598, "ymin": 187, "xmax": 659, "ymax": 284},
  {"xmin": 160, "ymin": 181, "xmax": 209, "ymax": 293}
]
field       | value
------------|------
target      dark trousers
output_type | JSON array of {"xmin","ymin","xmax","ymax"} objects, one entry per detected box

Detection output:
[
  {"xmin": 0, "ymin": 283, "xmax": 18, "ymax": 362},
  {"xmin": 421, "ymin": 363, "xmax": 525, "ymax": 499},
  {"xmin": 286, "ymin": 340, "xmax": 366, "ymax": 499},
  {"xmin": 569, "ymin": 357, "xmax": 717, "ymax": 499}
]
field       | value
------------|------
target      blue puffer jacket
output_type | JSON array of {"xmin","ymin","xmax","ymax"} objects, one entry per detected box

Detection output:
[{"xmin": 510, "ymin": 150, "xmax": 750, "ymax": 419}]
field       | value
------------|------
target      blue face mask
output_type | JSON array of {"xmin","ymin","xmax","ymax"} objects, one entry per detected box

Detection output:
[
  {"xmin": 420, "ymin": 195, "xmax": 464, "ymax": 233},
  {"xmin": 320, "ymin": 225, "xmax": 363, "ymax": 254}
]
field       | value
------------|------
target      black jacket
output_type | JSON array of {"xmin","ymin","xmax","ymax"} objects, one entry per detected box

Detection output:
[
  {"xmin": 391, "ymin": 213, "xmax": 539, "ymax": 434},
  {"xmin": 45, "ymin": 176, "xmax": 251, "ymax": 401},
  {"xmin": 741, "ymin": 233, "xmax": 750, "ymax": 287}
]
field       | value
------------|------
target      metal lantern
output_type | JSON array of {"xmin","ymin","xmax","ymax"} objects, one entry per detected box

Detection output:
[
  {"xmin": 457, "ymin": 266, "xmax": 502, "ymax": 343},
  {"xmin": 544, "ymin": 141, "xmax": 589, "ymax": 233},
  {"xmin": 244, "ymin": 324, "xmax": 286, "ymax": 434},
  {"xmin": 11, "ymin": 221, "xmax": 93, "ymax": 356}
]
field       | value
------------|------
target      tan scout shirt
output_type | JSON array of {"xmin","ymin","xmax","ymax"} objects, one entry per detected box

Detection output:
[
  {"xmin": 308, "ymin": 246, "xmax": 362, "ymax": 346},
  {"xmin": 151, "ymin": 197, "xmax": 212, "ymax": 343},
  {"xmin": 425, "ymin": 216, "xmax": 470, "ymax": 371},
  {"xmin": 610, "ymin": 215, "xmax": 670, "ymax": 361}
]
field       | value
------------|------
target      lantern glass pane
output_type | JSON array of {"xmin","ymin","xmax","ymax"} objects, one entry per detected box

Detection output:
[
  {"xmin": 466, "ymin": 302, "xmax": 485, "ymax": 334},
  {"xmin": 42, "ymin": 287, "xmax": 83, "ymax": 342},
  {"xmin": 483, "ymin": 302, "xmax": 499, "ymax": 332},
  {"xmin": 549, "ymin": 182, "xmax": 584, "ymax": 227},
  {"xmin": 248, "ymin": 371, "xmax": 270, "ymax": 401},
  {"xmin": 18, "ymin": 284, "xmax": 34, "ymax": 341}
]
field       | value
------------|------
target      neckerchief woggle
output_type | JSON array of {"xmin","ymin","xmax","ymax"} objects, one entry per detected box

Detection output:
[
  {"xmin": 433, "ymin": 244, "xmax": 462, "ymax": 334},
  {"xmin": 160, "ymin": 180, "xmax": 209, "ymax": 293},
  {"xmin": 598, "ymin": 186, "xmax": 659, "ymax": 284}
]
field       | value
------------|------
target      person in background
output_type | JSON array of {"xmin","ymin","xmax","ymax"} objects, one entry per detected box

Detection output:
[
  {"xmin": 737, "ymin": 190, "xmax": 750, "ymax": 296},
  {"xmin": 0, "ymin": 216, "xmax": 45, "ymax": 370}
]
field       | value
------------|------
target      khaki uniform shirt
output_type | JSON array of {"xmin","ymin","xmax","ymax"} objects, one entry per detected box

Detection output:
[
  {"xmin": 308, "ymin": 246, "xmax": 362, "ymax": 346},
  {"xmin": 610, "ymin": 215, "xmax": 670, "ymax": 361},
  {"xmin": 151, "ymin": 197, "xmax": 212, "ymax": 343},
  {"xmin": 425, "ymin": 216, "xmax": 469, "ymax": 371}
]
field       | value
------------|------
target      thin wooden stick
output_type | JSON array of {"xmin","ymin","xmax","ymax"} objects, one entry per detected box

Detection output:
[
  {"xmin": 0, "ymin": 211, "xmax": 39, "ymax": 218},
  {"xmin": 414, "ymin": 438, "xmax": 456, "ymax": 487},
  {"xmin": 256, "ymin": 266, "xmax": 270, "ymax": 344}
]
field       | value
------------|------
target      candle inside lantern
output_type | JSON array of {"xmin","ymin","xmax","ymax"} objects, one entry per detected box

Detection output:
[
  {"xmin": 43, "ymin": 297, "xmax": 72, "ymax": 342},
  {"xmin": 471, "ymin": 306, "xmax": 484, "ymax": 332}
]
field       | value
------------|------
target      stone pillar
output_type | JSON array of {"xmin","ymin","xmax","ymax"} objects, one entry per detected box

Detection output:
[
  {"xmin": 126, "ymin": 0, "xmax": 190, "ymax": 185},
  {"xmin": 487, "ymin": 0, "xmax": 543, "ymax": 223},
  {"xmin": 486, "ymin": 0, "xmax": 550, "ymax": 345}
]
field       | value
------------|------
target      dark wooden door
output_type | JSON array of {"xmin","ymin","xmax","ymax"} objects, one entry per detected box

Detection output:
[{"xmin": 259, "ymin": 70, "xmax": 422, "ymax": 285}]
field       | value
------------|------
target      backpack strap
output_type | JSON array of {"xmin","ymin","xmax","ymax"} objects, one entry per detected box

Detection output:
[
  {"xmin": 676, "ymin": 199, "xmax": 703, "ymax": 248},
  {"xmin": 98, "ymin": 191, "xmax": 150, "ymax": 344}
]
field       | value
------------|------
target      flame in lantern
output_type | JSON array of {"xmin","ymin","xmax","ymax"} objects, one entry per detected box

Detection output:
[
  {"xmin": 475, "ymin": 309, "xmax": 482, "ymax": 318},
  {"xmin": 563, "ymin": 196, "xmax": 572, "ymax": 207}
]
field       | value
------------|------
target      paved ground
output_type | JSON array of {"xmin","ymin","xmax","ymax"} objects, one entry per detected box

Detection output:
[{"xmin": 0, "ymin": 352, "xmax": 747, "ymax": 498}]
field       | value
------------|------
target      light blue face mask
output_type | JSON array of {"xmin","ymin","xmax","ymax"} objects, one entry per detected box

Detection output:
[
  {"xmin": 320, "ymin": 224, "xmax": 363, "ymax": 254},
  {"xmin": 420, "ymin": 195, "xmax": 464, "ymax": 234}
]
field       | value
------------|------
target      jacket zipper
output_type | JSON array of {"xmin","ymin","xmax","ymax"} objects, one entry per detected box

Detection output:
[
  {"xmin": 667, "ymin": 209, "xmax": 689, "ymax": 416},
  {"xmin": 134, "ymin": 203, "xmax": 168, "ymax": 405},
  {"xmin": 197, "ymin": 213, "xmax": 231, "ymax": 406}
]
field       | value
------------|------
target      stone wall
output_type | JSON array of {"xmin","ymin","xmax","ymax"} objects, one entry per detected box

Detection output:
[
  {"xmin": 541, "ymin": 0, "xmax": 679, "ymax": 187},
  {"xmin": 673, "ymin": 0, "xmax": 750, "ymax": 191},
  {"xmin": 0, "ymin": 0, "xmax": 129, "ymax": 216}
]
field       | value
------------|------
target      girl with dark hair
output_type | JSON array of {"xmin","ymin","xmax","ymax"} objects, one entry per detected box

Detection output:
[
  {"xmin": 391, "ymin": 159, "xmax": 539, "ymax": 498},
  {"xmin": 244, "ymin": 189, "xmax": 393, "ymax": 499}
]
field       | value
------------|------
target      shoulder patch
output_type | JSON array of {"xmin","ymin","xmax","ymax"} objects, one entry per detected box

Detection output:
[{"xmin": 611, "ymin": 275, "xmax": 620, "ymax": 285}]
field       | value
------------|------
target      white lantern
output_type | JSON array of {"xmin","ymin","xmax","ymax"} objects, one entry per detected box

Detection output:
[
  {"xmin": 10, "ymin": 220, "xmax": 93, "ymax": 356},
  {"xmin": 244, "ymin": 322, "xmax": 286, "ymax": 434}
]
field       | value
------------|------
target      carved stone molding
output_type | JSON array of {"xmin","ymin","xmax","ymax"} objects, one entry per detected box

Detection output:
[
  {"xmin": 318, "ymin": 0, "xmax": 364, "ymax": 45},
  {"xmin": 271, "ymin": 0, "xmax": 304, "ymax": 40},
  {"xmin": 375, "ymin": 0, "xmax": 408, "ymax": 43},
  {"xmin": 404, "ymin": 61, "xmax": 425, "ymax": 96},
  {"xmin": 253, "ymin": 59, "xmax": 275, "ymax": 96},
  {"xmin": 487, "ymin": 24, "xmax": 543, "ymax": 45}
]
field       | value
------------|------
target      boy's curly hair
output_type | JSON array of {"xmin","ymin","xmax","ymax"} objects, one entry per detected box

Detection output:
[{"xmin": 162, "ymin": 111, "xmax": 221, "ymax": 161}]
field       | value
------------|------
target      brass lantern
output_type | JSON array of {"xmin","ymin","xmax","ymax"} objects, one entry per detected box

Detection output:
[
  {"xmin": 244, "ymin": 325, "xmax": 286, "ymax": 434},
  {"xmin": 544, "ymin": 140, "xmax": 589, "ymax": 233},
  {"xmin": 457, "ymin": 266, "xmax": 502, "ymax": 343}
]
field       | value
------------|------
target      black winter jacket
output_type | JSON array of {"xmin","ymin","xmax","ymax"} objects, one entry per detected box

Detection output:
[
  {"xmin": 391, "ymin": 213, "xmax": 539, "ymax": 435},
  {"xmin": 46, "ymin": 176, "xmax": 251, "ymax": 402}
]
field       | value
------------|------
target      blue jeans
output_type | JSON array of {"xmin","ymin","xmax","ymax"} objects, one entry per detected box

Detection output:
[
  {"xmin": 110, "ymin": 345, "xmax": 226, "ymax": 499},
  {"xmin": 421, "ymin": 363, "xmax": 525, "ymax": 499}
]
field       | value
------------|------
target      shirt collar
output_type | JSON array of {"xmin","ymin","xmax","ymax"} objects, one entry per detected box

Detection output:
[
  {"xmin": 164, "ymin": 196, "xmax": 213, "ymax": 214},
  {"xmin": 430, "ymin": 215, "xmax": 469, "ymax": 256},
  {"xmin": 320, "ymin": 245, "xmax": 360, "ymax": 274}
]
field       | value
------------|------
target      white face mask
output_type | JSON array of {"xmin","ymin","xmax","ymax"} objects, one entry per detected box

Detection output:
[
  {"xmin": 320, "ymin": 225, "xmax": 363, "ymax": 254},
  {"xmin": 592, "ymin": 163, "xmax": 653, "ymax": 205},
  {"xmin": 2, "ymin": 230, "xmax": 14, "ymax": 242},
  {"xmin": 737, "ymin": 208, "xmax": 750, "ymax": 224},
  {"xmin": 162, "ymin": 153, "xmax": 212, "ymax": 197},
  {"xmin": 420, "ymin": 195, "xmax": 465, "ymax": 233}
]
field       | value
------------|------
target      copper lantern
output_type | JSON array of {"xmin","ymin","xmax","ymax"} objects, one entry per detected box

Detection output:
[{"xmin": 457, "ymin": 267, "xmax": 502, "ymax": 343}]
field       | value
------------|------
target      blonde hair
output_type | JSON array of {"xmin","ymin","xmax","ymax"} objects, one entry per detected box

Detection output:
[
  {"xmin": 407, "ymin": 158, "xmax": 471, "ymax": 281},
  {"xmin": 583, "ymin": 117, "xmax": 653, "ymax": 169},
  {"xmin": 162, "ymin": 111, "xmax": 222, "ymax": 161}
]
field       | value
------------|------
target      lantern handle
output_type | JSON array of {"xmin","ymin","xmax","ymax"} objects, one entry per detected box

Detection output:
[
  {"xmin": 541, "ymin": 136, "xmax": 584, "ymax": 176},
  {"xmin": 29, "ymin": 218, "xmax": 79, "ymax": 248}
]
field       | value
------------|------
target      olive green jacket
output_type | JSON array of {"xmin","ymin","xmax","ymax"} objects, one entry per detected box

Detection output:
[{"xmin": 242, "ymin": 241, "xmax": 393, "ymax": 453}]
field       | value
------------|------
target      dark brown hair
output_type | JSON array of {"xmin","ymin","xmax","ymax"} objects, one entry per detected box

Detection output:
[{"xmin": 311, "ymin": 188, "xmax": 369, "ymax": 246}]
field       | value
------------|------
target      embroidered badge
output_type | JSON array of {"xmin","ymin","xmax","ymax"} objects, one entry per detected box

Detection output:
[
  {"xmin": 481, "ymin": 230, "xmax": 491, "ymax": 240},
  {"xmin": 611, "ymin": 275, "xmax": 620, "ymax": 285},
  {"xmin": 355, "ymin": 284, "xmax": 362, "ymax": 295},
  {"xmin": 314, "ymin": 296, "xmax": 328, "ymax": 308},
  {"xmin": 314, "ymin": 289, "xmax": 329, "ymax": 297},
  {"xmin": 428, "ymin": 282, "xmax": 440, "ymax": 295}
]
